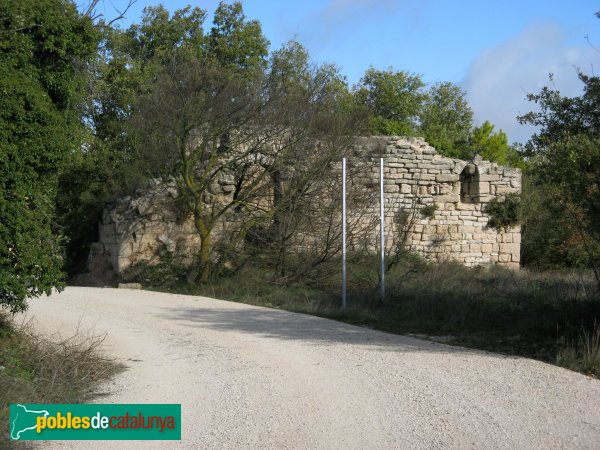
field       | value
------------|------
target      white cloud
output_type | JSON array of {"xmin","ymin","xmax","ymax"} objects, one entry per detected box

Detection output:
[{"xmin": 463, "ymin": 24, "xmax": 598, "ymax": 144}]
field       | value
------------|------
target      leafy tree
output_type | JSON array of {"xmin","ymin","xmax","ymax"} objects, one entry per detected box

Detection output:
[
  {"xmin": 58, "ymin": 5, "xmax": 212, "ymax": 275},
  {"xmin": 467, "ymin": 120, "xmax": 510, "ymax": 164},
  {"xmin": 0, "ymin": 0, "xmax": 97, "ymax": 311},
  {"xmin": 518, "ymin": 73, "xmax": 600, "ymax": 151},
  {"xmin": 256, "ymin": 41, "xmax": 367, "ymax": 279},
  {"xmin": 354, "ymin": 67, "xmax": 426, "ymax": 135},
  {"xmin": 208, "ymin": 1, "xmax": 269, "ymax": 75},
  {"xmin": 419, "ymin": 82, "xmax": 473, "ymax": 157},
  {"xmin": 519, "ymin": 73, "xmax": 600, "ymax": 285},
  {"xmin": 130, "ymin": 35, "xmax": 363, "ymax": 283}
]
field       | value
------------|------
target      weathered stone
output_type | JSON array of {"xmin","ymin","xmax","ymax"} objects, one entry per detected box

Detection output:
[
  {"xmin": 435, "ymin": 194, "xmax": 460, "ymax": 203},
  {"xmin": 118, "ymin": 282, "xmax": 142, "ymax": 289},
  {"xmin": 436, "ymin": 174, "xmax": 459, "ymax": 182},
  {"xmin": 88, "ymin": 136, "xmax": 522, "ymax": 276}
]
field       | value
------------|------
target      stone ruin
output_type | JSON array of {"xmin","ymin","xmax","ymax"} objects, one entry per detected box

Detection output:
[{"xmin": 88, "ymin": 136, "xmax": 521, "ymax": 277}]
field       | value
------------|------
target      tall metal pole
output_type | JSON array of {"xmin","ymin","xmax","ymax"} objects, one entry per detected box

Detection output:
[
  {"xmin": 342, "ymin": 158, "xmax": 347, "ymax": 309},
  {"xmin": 380, "ymin": 158, "xmax": 385, "ymax": 303}
]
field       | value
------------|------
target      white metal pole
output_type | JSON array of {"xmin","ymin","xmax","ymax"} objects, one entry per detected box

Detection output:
[
  {"xmin": 342, "ymin": 158, "xmax": 347, "ymax": 309},
  {"xmin": 380, "ymin": 158, "xmax": 385, "ymax": 303}
]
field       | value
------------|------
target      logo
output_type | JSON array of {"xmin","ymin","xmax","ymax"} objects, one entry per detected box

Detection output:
[{"xmin": 10, "ymin": 404, "xmax": 181, "ymax": 441}]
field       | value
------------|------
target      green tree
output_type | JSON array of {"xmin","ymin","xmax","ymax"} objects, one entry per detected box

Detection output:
[
  {"xmin": 208, "ymin": 1, "xmax": 269, "ymax": 75},
  {"xmin": 57, "ymin": 5, "xmax": 211, "ymax": 275},
  {"xmin": 519, "ymin": 73, "xmax": 600, "ymax": 285},
  {"xmin": 130, "ymin": 36, "xmax": 362, "ymax": 283},
  {"xmin": 467, "ymin": 120, "xmax": 510, "ymax": 164},
  {"xmin": 419, "ymin": 82, "xmax": 473, "ymax": 157},
  {"xmin": 354, "ymin": 67, "xmax": 426, "ymax": 135},
  {"xmin": 0, "ymin": 0, "xmax": 97, "ymax": 311}
]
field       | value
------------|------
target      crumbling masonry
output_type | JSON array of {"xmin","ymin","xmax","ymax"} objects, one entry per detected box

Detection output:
[{"xmin": 89, "ymin": 136, "xmax": 521, "ymax": 276}]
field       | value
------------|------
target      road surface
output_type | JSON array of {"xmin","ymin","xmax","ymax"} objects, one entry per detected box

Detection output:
[{"xmin": 20, "ymin": 287, "xmax": 600, "ymax": 449}]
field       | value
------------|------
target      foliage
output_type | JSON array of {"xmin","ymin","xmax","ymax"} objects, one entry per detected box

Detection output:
[
  {"xmin": 208, "ymin": 1, "xmax": 269, "ymax": 74},
  {"xmin": 56, "ymin": 144, "xmax": 148, "ymax": 276},
  {"xmin": 419, "ymin": 82, "xmax": 473, "ymax": 157},
  {"xmin": 467, "ymin": 120, "xmax": 510, "ymax": 164},
  {"xmin": 518, "ymin": 73, "xmax": 600, "ymax": 150},
  {"xmin": 129, "ymin": 29, "xmax": 362, "ymax": 284},
  {"xmin": 484, "ymin": 193, "xmax": 521, "ymax": 231},
  {"xmin": 0, "ymin": 0, "xmax": 97, "ymax": 311},
  {"xmin": 420, "ymin": 203, "xmax": 437, "ymax": 219},
  {"xmin": 519, "ymin": 73, "xmax": 600, "ymax": 286},
  {"xmin": 354, "ymin": 67, "xmax": 426, "ymax": 135}
]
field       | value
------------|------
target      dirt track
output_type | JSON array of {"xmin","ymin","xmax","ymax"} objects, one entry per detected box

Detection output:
[{"xmin": 21, "ymin": 287, "xmax": 600, "ymax": 449}]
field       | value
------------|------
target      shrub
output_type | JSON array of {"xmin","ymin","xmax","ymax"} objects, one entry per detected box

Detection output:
[{"xmin": 484, "ymin": 193, "xmax": 520, "ymax": 231}]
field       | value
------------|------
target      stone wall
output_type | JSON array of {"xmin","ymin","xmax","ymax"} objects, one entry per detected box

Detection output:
[
  {"xmin": 350, "ymin": 137, "xmax": 521, "ymax": 268},
  {"xmin": 89, "ymin": 136, "xmax": 521, "ymax": 275}
]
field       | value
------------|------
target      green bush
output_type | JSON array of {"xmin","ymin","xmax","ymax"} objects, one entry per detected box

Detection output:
[{"xmin": 484, "ymin": 193, "xmax": 520, "ymax": 231}]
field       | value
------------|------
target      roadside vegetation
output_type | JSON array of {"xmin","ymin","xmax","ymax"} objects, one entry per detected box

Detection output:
[
  {"xmin": 0, "ymin": 314, "xmax": 122, "ymax": 448},
  {"xmin": 1, "ymin": 2, "xmax": 599, "ymax": 427}
]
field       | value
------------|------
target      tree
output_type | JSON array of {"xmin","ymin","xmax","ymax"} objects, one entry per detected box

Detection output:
[
  {"xmin": 419, "ymin": 82, "xmax": 473, "ymax": 157},
  {"xmin": 519, "ymin": 73, "xmax": 600, "ymax": 286},
  {"xmin": 130, "ymin": 54, "xmax": 268, "ymax": 283},
  {"xmin": 208, "ymin": 1, "xmax": 269, "ymax": 75},
  {"xmin": 130, "ymin": 35, "xmax": 364, "ymax": 284},
  {"xmin": 467, "ymin": 121, "xmax": 510, "ymax": 164},
  {"xmin": 518, "ymin": 73, "xmax": 600, "ymax": 151},
  {"xmin": 57, "ymin": 5, "xmax": 211, "ymax": 275},
  {"xmin": 0, "ymin": 0, "xmax": 97, "ymax": 311},
  {"xmin": 251, "ymin": 41, "xmax": 368, "ymax": 280},
  {"xmin": 354, "ymin": 67, "xmax": 426, "ymax": 135}
]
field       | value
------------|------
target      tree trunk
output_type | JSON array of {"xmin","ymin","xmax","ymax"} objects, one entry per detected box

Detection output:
[
  {"xmin": 194, "ymin": 214, "xmax": 212, "ymax": 284},
  {"xmin": 198, "ymin": 229, "xmax": 211, "ymax": 284}
]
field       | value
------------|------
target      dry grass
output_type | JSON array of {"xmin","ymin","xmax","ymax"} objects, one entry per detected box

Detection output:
[
  {"xmin": 0, "ymin": 312, "xmax": 122, "ymax": 448},
  {"xmin": 557, "ymin": 321, "xmax": 600, "ymax": 377}
]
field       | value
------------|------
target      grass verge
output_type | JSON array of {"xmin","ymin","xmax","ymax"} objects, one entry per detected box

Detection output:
[{"xmin": 0, "ymin": 313, "xmax": 122, "ymax": 448}]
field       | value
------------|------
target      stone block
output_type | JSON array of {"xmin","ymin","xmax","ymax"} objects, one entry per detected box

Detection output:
[
  {"xmin": 400, "ymin": 184, "xmax": 412, "ymax": 194},
  {"xmin": 495, "ymin": 185, "xmax": 514, "ymax": 194},
  {"xmin": 435, "ymin": 173, "xmax": 459, "ymax": 182},
  {"xmin": 479, "ymin": 174, "xmax": 500, "ymax": 182},
  {"xmin": 435, "ymin": 194, "xmax": 459, "ymax": 203},
  {"xmin": 118, "ymin": 283, "xmax": 142, "ymax": 289},
  {"xmin": 456, "ymin": 202, "xmax": 477, "ymax": 211},
  {"xmin": 503, "ymin": 168, "xmax": 520, "ymax": 178},
  {"xmin": 117, "ymin": 257, "xmax": 132, "ymax": 272},
  {"xmin": 118, "ymin": 243, "xmax": 133, "ymax": 257},
  {"xmin": 478, "ymin": 182, "xmax": 490, "ymax": 194},
  {"xmin": 499, "ymin": 243, "xmax": 520, "ymax": 255},
  {"xmin": 469, "ymin": 243, "xmax": 482, "ymax": 253}
]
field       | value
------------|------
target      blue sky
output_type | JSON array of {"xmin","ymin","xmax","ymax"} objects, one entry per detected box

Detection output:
[{"xmin": 87, "ymin": 0, "xmax": 600, "ymax": 143}]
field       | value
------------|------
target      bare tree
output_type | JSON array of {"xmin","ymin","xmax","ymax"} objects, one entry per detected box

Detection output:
[{"xmin": 130, "ymin": 49, "xmax": 366, "ymax": 284}]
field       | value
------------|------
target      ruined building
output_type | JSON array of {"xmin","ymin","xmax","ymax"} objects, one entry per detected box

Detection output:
[{"xmin": 89, "ymin": 137, "xmax": 521, "ymax": 277}]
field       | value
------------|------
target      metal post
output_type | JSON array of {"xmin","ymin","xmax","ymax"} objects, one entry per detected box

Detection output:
[
  {"xmin": 342, "ymin": 158, "xmax": 347, "ymax": 309},
  {"xmin": 380, "ymin": 158, "xmax": 385, "ymax": 303}
]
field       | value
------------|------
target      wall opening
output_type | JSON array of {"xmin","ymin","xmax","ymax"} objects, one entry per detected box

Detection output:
[{"xmin": 460, "ymin": 163, "xmax": 479, "ymax": 203}]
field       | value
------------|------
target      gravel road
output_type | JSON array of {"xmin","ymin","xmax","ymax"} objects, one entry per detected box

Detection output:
[{"xmin": 20, "ymin": 287, "xmax": 600, "ymax": 449}]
